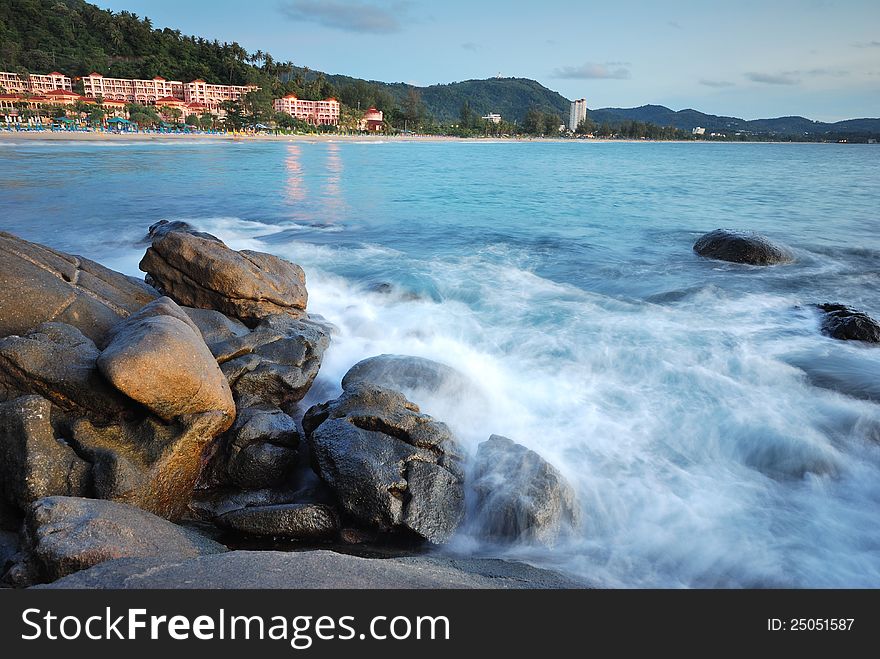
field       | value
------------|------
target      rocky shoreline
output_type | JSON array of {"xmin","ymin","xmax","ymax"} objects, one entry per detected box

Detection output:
[
  {"xmin": 1, "ymin": 224, "xmax": 877, "ymax": 589},
  {"xmin": 0, "ymin": 222, "xmax": 585, "ymax": 588}
]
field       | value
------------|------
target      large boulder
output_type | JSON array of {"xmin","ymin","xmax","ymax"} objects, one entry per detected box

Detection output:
[
  {"xmin": 0, "ymin": 231, "xmax": 157, "ymax": 345},
  {"xmin": 139, "ymin": 230, "xmax": 308, "ymax": 325},
  {"xmin": 0, "ymin": 396, "xmax": 91, "ymax": 509},
  {"xmin": 13, "ymin": 497, "xmax": 226, "ymax": 584},
  {"xmin": 183, "ymin": 306, "xmax": 250, "ymax": 345},
  {"xmin": 38, "ymin": 550, "xmax": 583, "ymax": 589},
  {"xmin": 97, "ymin": 297, "xmax": 236, "ymax": 425},
  {"xmin": 212, "ymin": 314, "xmax": 330, "ymax": 407},
  {"xmin": 693, "ymin": 229, "xmax": 793, "ymax": 266},
  {"xmin": 216, "ymin": 503, "xmax": 339, "ymax": 541},
  {"xmin": 472, "ymin": 435, "xmax": 580, "ymax": 545},
  {"xmin": 817, "ymin": 304, "xmax": 880, "ymax": 343},
  {"xmin": 0, "ymin": 316, "xmax": 232, "ymax": 520},
  {"xmin": 145, "ymin": 220, "xmax": 222, "ymax": 243},
  {"xmin": 303, "ymin": 385, "xmax": 465, "ymax": 544}
]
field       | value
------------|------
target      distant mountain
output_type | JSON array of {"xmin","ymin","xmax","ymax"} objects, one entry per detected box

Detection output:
[{"xmin": 588, "ymin": 104, "xmax": 880, "ymax": 136}]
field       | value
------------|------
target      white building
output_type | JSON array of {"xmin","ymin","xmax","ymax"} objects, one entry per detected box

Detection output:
[
  {"xmin": 482, "ymin": 113, "xmax": 502, "ymax": 124},
  {"xmin": 569, "ymin": 98, "xmax": 587, "ymax": 131},
  {"xmin": 692, "ymin": 126, "xmax": 706, "ymax": 135}
]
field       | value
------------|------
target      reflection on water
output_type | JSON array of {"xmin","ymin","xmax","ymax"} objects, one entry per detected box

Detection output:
[
  {"xmin": 322, "ymin": 143, "xmax": 344, "ymax": 223},
  {"xmin": 284, "ymin": 144, "xmax": 305, "ymax": 205}
]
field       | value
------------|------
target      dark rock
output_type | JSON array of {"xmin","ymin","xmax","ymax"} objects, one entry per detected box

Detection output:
[
  {"xmin": 189, "ymin": 486, "xmax": 320, "ymax": 521},
  {"xmin": 146, "ymin": 220, "xmax": 222, "ymax": 243},
  {"xmin": 472, "ymin": 435, "xmax": 580, "ymax": 545},
  {"xmin": 38, "ymin": 549, "xmax": 584, "ymax": 589},
  {"xmin": 0, "ymin": 231, "xmax": 157, "ymax": 345},
  {"xmin": 216, "ymin": 503, "xmax": 339, "ymax": 540},
  {"xmin": 693, "ymin": 229, "xmax": 793, "ymax": 266},
  {"xmin": 214, "ymin": 315, "xmax": 330, "ymax": 407},
  {"xmin": 817, "ymin": 304, "xmax": 880, "ymax": 343},
  {"xmin": 183, "ymin": 306, "xmax": 250, "ymax": 345},
  {"xmin": 139, "ymin": 230, "xmax": 308, "ymax": 325},
  {"xmin": 0, "ymin": 396, "xmax": 91, "ymax": 510},
  {"xmin": 0, "ymin": 323, "xmax": 131, "ymax": 423},
  {"xmin": 0, "ymin": 530, "xmax": 18, "ymax": 578},
  {"xmin": 97, "ymin": 298, "xmax": 236, "ymax": 425},
  {"xmin": 341, "ymin": 354, "xmax": 483, "ymax": 411},
  {"xmin": 224, "ymin": 407, "xmax": 299, "ymax": 489},
  {"xmin": 15, "ymin": 496, "xmax": 226, "ymax": 583},
  {"xmin": 303, "ymin": 385, "xmax": 465, "ymax": 544}
]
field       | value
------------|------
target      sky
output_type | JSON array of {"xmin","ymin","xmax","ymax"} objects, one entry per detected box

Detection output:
[{"xmin": 93, "ymin": 0, "xmax": 880, "ymax": 122}]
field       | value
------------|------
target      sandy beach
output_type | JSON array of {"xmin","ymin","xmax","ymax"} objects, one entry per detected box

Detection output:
[{"xmin": 0, "ymin": 130, "xmax": 468, "ymax": 143}]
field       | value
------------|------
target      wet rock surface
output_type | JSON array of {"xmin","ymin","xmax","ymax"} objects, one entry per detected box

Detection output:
[
  {"xmin": 817, "ymin": 304, "xmax": 880, "ymax": 343},
  {"xmin": 304, "ymin": 385, "xmax": 465, "ymax": 544},
  {"xmin": 693, "ymin": 229, "xmax": 793, "ymax": 266},
  {"xmin": 216, "ymin": 503, "xmax": 340, "ymax": 541},
  {"xmin": 471, "ymin": 435, "xmax": 580, "ymax": 545}
]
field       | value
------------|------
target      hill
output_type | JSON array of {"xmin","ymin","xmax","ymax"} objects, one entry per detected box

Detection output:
[{"xmin": 589, "ymin": 105, "xmax": 880, "ymax": 136}]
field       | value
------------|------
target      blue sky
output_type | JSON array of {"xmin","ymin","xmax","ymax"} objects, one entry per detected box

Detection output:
[{"xmin": 94, "ymin": 0, "xmax": 880, "ymax": 121}]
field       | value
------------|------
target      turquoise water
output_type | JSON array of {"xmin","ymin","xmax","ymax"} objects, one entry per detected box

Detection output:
[{"xmin": 2, "ymin": 139, "xmax": 879, "ymax": 587}]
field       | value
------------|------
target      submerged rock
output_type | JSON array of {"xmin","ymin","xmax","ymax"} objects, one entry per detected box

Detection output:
[
  {"xmin": 12, "ymin": 496, "xmax": 226, "ymax": 584},
  {"xmin": 693, "ymin": 229, "xmax": 793, "ymax": 266},
  {"xmin": 341, "ymin": 354, "xmax": 482, "ymax": 410},
  {"xmin": 0, "ymin": 231, "xmax": 157, "ymax": 345},
  {"xmin": 471, "ymin": 435, "xmax": 580, "ymax": 545},
  {"xmin": 139, "ymin": 230, "xmax": 308, "ymax": 325},
  {"xmin": 39, "ymin": 549, "xmax": 585, "ymax": 589},
  {"xmin": 98, "ymin": 297, "xmax": 236, "ymax": 425},
  {"xmin": 303, "ymin": 385, "xmax": 465, "ymax": 544},
  {"xmin": 216, "ymin": 503, "xmax": 339, "ymax": 541},
  {"xmin": 817, "ymin": 304, "xmax": 880, "ymax": 343}
]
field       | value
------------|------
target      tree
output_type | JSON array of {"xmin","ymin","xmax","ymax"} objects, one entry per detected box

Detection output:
[
  {"xmin": 402, "ymin": 87, "xmax": 425, "ymax": 130},
  {"xmin": 199, "ymin": 113, "xmax": 215, "ymax": 130},
  {"xmin": 88, "ymin": 105, "xmax": 106, "ymax": 126},
  {"xmin": 575, "ymin": 116, "xmax": 596, "ymax": 135},
  {"xmin": 459, "ymin": 100, "xmax": 475, "ymax": 129},
  {"xmin": 185, "ymin": 114, "xmax": 199, "ymax": 127}
]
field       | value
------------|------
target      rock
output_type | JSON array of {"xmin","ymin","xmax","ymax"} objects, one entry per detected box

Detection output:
[
  {"xmin": 38, "ymin": 549, "xmax": 584, "ymax": 589},
  {"xmin": 0, "ymin": 530, "xmax": 18, "ymax": 577},
  {"xmin": 0, "ymin": 396, "xmax": 91, "ymax": 510},
  {"xmin": 0, "ymin": 231, "xmax": 157, "ymax": 345},
  {"xmin": 214, "ymin": 315, "xmax": 330, "ymax": 407},
  {"xmin": 139, "ymin": 230, "xmax": 308, "ymax": 325},
  {"xmin": 216, "ymin": 503, "xmax": 339, "ymax": 541},
  {"xmin": 0, "ymin": 323, "xmax": 131, "ymax": 423},
  {"xmin": 183, "ymin": 306, "xmax": 250, "ymax": 345},
  {"xmin": 223, "ymin": 407, "xmax": 300, "ymax": 489},
  {"xmin": 97, "ymin": 297, "xmax": 236, "ymax": 425},
  {"xmin": 16, "ymin": 496, "xmax": 226, "ymax": 583},
  {"xmin": 693, "ymin": 229, "xmax": 793, "ymax": 266},
  {"xmin": 472, "ymin": 436, "xmax": 580, "ymax": 545},
  {"xmin": 817, "ymin": 304, "xmax": 880, "ymax": 343},
  {"xmin": 146, "ymin": 220, "xmax": 222, "ymax": 243},
  {"xmin": 303, "ymin": 385, "xmax": 465, "ymax": 544},
  {"xmin": 341, "ymin": 354, "xmax": 483, "ymax": 411},
  {"xmin": 189, "ymin": 485, "xmax": 329, "ymax": 521}
]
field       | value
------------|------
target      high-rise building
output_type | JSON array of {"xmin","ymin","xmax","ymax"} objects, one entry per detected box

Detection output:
[{"xmin": 569, "ymin": 98, "xmax": 587, "ymax": 131}]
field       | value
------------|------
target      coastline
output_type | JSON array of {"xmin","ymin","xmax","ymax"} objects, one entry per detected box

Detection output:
[{"xmin": 0, "ymin": 131, "xmax": 857, "ymax": 145}]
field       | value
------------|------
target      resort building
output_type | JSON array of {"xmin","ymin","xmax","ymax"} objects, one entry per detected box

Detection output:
[
  {"xmin": 358, "ymin": 107, "xmax": 384, "ymax": 132},
  {"xmin": 482, "ymin": 112, "xmax": 502, "ymax": 124},
  {"xmin": 569, "ymin": 98, "xmax": 587, "ymax": 131},
  {"xmin": 692, "ymin": 126, "xmax": 706, "ymax": 136},
  {"xmin": 274, "ymin": 95, "xmax": 340, "ymax": 126},
  {"xmin": 82, "ymin": 73, "xmax": 257, "ymax": 111},
  {"xmin": 0, "ymin": 71, "xmax": 73, "ymax": 94}
]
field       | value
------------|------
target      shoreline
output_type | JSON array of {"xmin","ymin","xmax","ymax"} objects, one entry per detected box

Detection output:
[{"xmin": 0, "ymin": 131, "xmax": 849, "ymax": 145}]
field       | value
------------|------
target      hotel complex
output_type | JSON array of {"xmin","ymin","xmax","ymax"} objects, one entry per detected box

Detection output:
[
  {"xmin": 1, "ymin": 69, "xmax": 350, "ymax": 129},
  {"xmin": 273, "ymin": 94, "xmax": 340, "ymax": 126},
  {"xmin": 82, "ymin": 74, "xmax": 258, "ymax": 111}
]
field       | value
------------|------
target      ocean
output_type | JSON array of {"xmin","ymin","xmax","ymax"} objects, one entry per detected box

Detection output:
[{"xmin": 1, "ymin": 138, "xmax": 878, "ymax": 587}]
